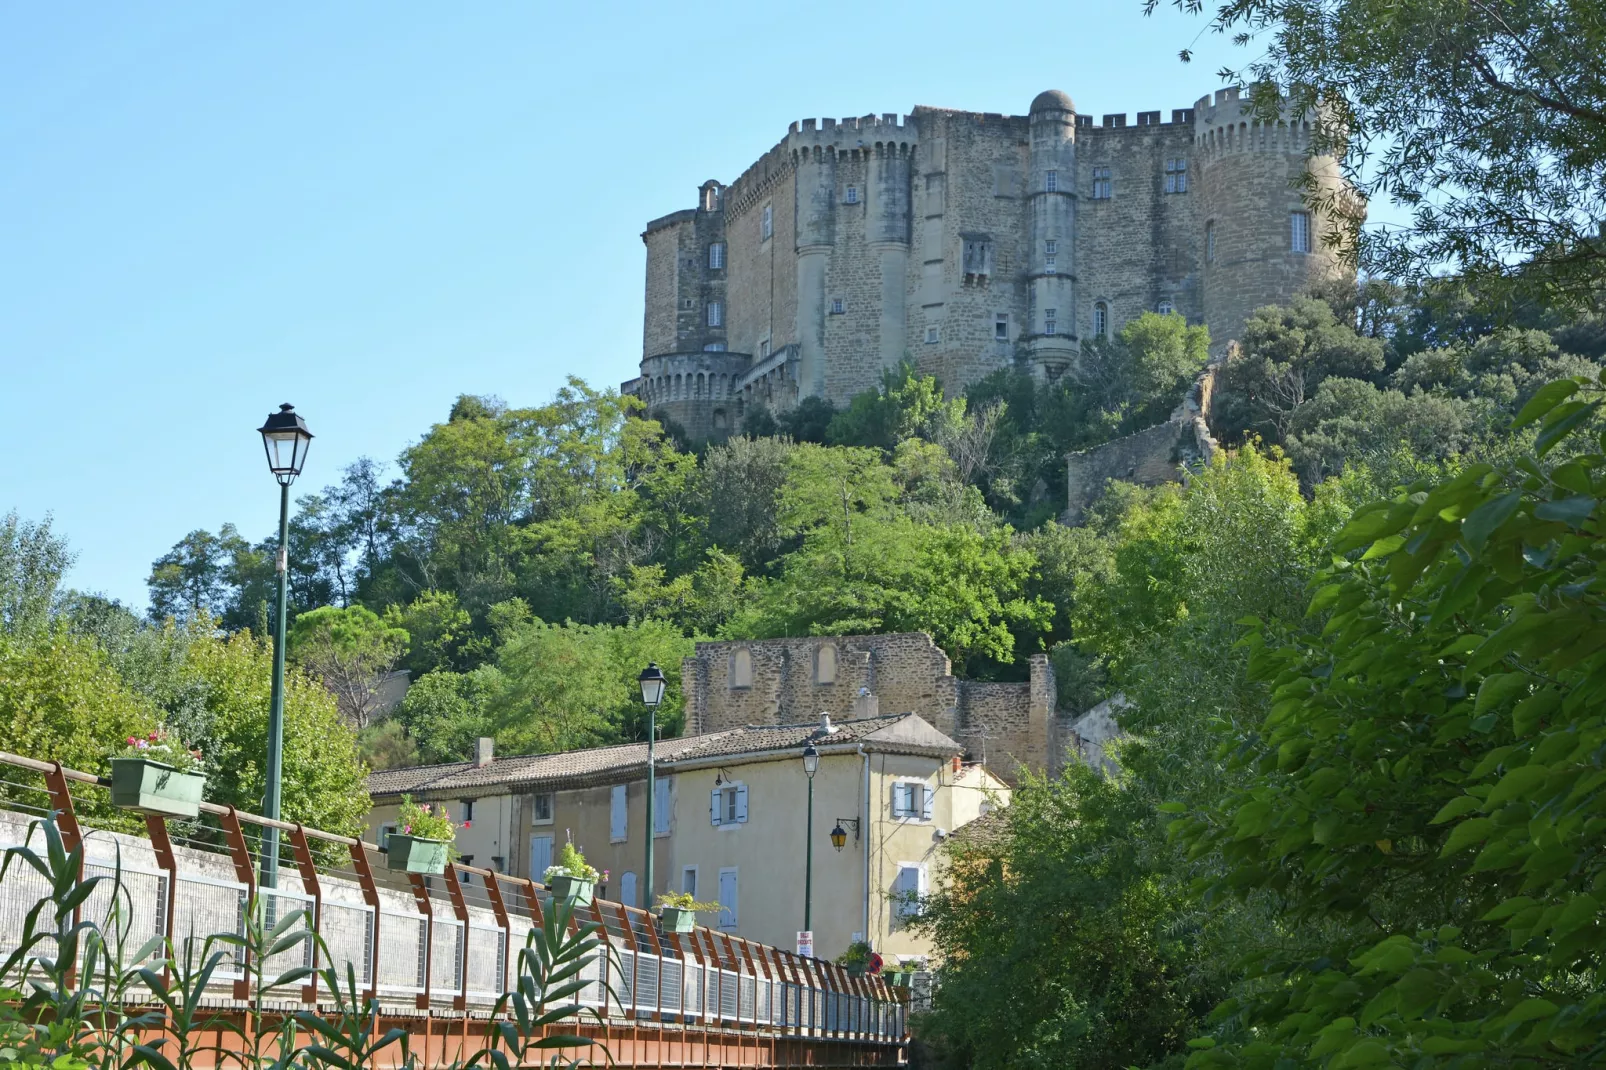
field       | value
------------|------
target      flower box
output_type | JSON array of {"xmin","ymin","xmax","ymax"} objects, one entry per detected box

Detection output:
[
  {"xmin": 109, "ymin": 757, "xmax": 205, "ymax": 819},
  {"xmin": 386, "ymin": 834, "xmax": 451, "ymax": 875},
  {"xmin": 660, "ymin": 905, "xmax": 697, "ymax": 933},
  {"xmin": 550, "ymin": 874, "xmax": 595, "ymax": 906}
]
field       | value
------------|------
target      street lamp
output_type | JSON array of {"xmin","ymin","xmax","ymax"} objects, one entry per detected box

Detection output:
[
  {"xmin": 829, "ymin": 817, "xmax": 860, "ymax": 852},
  {"xmin": 802, "ymin": 742, "xmax": 819, "ymax": 935},
  {"xmin": 638, "ymin": 663, "xmax": 667, "ymax": 907},
  {"xmin": 256, "ymin": 404, "xmax": 312, "ymax": 890}
]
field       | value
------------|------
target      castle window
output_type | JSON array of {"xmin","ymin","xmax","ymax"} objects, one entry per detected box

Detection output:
[
  {"xmin": 1206, "ymin": 220, "xmax": 1216, "ymax": 263},
  {"xmin": 1045, "ymin": 169, "xmax": 1058, "ymax": 192},
  {"xmin": 925, "ymin": 325, "xmax": 940, "ymax": 344},
  {"xmin": 994, "ymin": 315, "xmax": 1009, "ymax": 341},
  {"xmin": 1044, "ymin": 308, "xmax": 1058, "ymax": 335},
  {"xmin": 759, "ymin": 338, "xmax": 771, "ymax": 358},
  {"xmin": 1045, "ymin": 256, "xmax": 1057, "ymax": 274},
  {"xmin": 814, "ymin": 644, "xmax": 837, "ymax": 685},
  {"xmin": 704, "ymin": 343, "xmax": 726, "ymax": 351},
  {"xmin": 1091, "ymin": 166, "xmax": 1112, "ymax": 200},
  {"xmin": 708, "ymin": 243, "xmax": 725, "ymax": 269},
  {"xmin": 1290, "ymin": 211, "xmax": 1311, "ymax": 253},
  {"xmin": 702, "ymin": 186, "xmax": 721, "ymax": 211},
  {"xmin": 1157, "ymin": 300, "xmax": 1174, "ymax": 315},
  {"xmin": 1044, "ymin": 239, "xmax": 1057, "ymax": 255},
  {"xmin": 707, "ymin": 301, "xmax": 723, "ymax": 327},
  {"xmin": 830, "ymin": 297, "xmax": 845, "ymax": 314},
  {"xmin": 962, "ymin": 236, "xmax": 993, "ymax": 279},
  {"xmin": 1164, "ymin": 158, "xmax": 1188, "ymax": 193},
  {"xmin": 681, "ymin": 298, "xmax": 694, "ymax": 311},
  {"xmin": 844, "ymin": 185, "xmax": 859, "ymax": 204},
  {"xmin": 1093, "ymin": 302, "xmax": 1108, "ymax": 338},
  {"xmin": 729, "ymin": 647, "xmax": 752, "ymax": 689},
  {"xmin": 761, "ymin": 204, "xmax": 773, "ymax": 241}
]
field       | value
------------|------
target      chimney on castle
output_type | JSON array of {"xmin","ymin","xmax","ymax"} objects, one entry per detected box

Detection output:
[
  {"xmin": 819, "ymin": 712, "xmax": 836, "ymax": 735},
  {"xmin": 852, "ymin": 687, "xmax": 879, "ymax": 719},
  {"xmin": 475, "ymin": 737, "xmax": 495, "ymax": 768}
]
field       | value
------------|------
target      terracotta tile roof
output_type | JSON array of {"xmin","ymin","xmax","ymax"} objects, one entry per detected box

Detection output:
[
  {"xmin": 946, "ymin": 807, "xmax": 1010, "ymax": 852},
  {"xmin": 368, "ymin": 713, "xmax": 962, "ymax": 800}
]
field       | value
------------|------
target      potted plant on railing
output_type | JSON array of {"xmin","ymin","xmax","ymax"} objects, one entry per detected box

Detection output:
[
  {"xmin": 656, "ymin": 891, "xmax": 721, "ymax": 933},
  {"xmin": 544, "ymin": 840, "xmax": 599, "ymax": 906},
  {"xmin": 838, "ymin": 940, "xmax": 876, "ymax": 976},
  {"xmin": 109, "ymin": 730, "xmax": 207, "ymax": 818},
  {"xmin": 385, "ymin": 795, "xmax": 455, "ymax": 875}
]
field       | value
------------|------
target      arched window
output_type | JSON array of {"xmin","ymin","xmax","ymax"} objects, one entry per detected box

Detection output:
[
  {"xmin": 1093, "ymin": 302, "xmax": 1108, "ymax": 339},
  {"xmin": 730, "ymin": 647, "xmax": 752, "ymax": 689},
  {"xmin": 1157, "ymin": 300, "xmax": 1174, "ymax": 315},
  {"xmin": 815, "ymin": 644, "xmax": 837, "ymax": 685}
]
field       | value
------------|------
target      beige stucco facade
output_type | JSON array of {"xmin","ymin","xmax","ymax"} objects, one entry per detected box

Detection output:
[{"xmin": 365, "ymin": 714, "xmax": 1007, "ymax": 967}]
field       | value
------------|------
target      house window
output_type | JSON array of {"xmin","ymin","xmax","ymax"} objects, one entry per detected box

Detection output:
[
  {"xmin": 1044, "ymin": 255, "xmax": 1056, "ymax": 274},
  {"xmin": 1291, "ymin": 211, "xmax": 1311, "ymax": 253},
  {"xmin": 708, "ymin": 243, "xmax": 725, "ymax": 269},
  {"xmin": 761, "ymin": 204, "xmax": 773, "ymax": 240},
  {"xmin": 729, "ymin": 647, "xmax": 752, "ymax": 688},
  {"xmin": 1044, "ymin": 239, "xmax": 1057, "ymax": 255},
  {"xmin": 1206, "ymin": 220, "xmax": 1216, "ymax": 263},
  {"xmin": 378, "ymin": 823, "xmax": 396, "ymax": 850},
  {"xmin": 1045, "ymin": 169, "xmax": 1058, "ymax": 192},
  {"xmin": 681, "ymin": 865, "xmax": 698, "ymax": 897},
  {"xmin": 707, "ymin": 301, "xmax": 722, "ymax": 327},
  {"xmin": 830, "ymin": 297, "xmax": 845, "ymax": 314},
  {"xmin": 1093, "ymin": 302, "xmax": 1108, "ymax": 339},
  {"xmin": 891, "ymin": 780, "xmax": 933, "ymax": 821},
  {"xmin": 924, "ymin": 325, "xmax": 940, "ymax": 344},
  {"xmin": 1044, "ymin": 308, "xmax": 1057, "ymax": 335},
  {"xmin": 844, "ymin": 185, "xmax": 859, "ymax": 204},
  {"xmin": 1091, "ymin": 166, "xmax": 1112, "ymax": 200},
  {"xmin": 1158, "ymin": 300, "xmax": 1174, "ymax": 315},
  {"xmin": 610, "ymin": 784, "xmax": 628, "ymax": 842},
  {"xmin": 654, "ymin": 777, "xmax": 672, "ymax": 836},
  {"xmin": 994, "ymin": 315, "xmax": 1008, "ymax": 341},
  {"xmin": 892, "ymin": 864, "xmax": 925, "ymax": 927},
  {"xmin": 710, "ymin": 783, "xmax": 749, "ymax": 826},
  {"xmin": 531, "ymin": 793, "xmax": 554, "ymax": 824},
  {"xmin": 1164, "ymin": 158, "xmax": 1188, "ymax": 193},
  {"xmin": 815, "ymin": 644, "xmax": 837, "ymax": 685},
  {"xmin": 718, "ymin": 867, "xmax": 739, "ymax": 930},
  {"xmin": 462, "ymin": 799, "xmax": 475, "ymax": 823}
]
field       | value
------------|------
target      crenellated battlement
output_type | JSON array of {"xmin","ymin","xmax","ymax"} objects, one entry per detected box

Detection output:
[
  {"xmin": 788, "ymin": 112, "xmax": 915, "ymax": 138},
  {"xmin": 1192, "ymin": 86, "xmax": 1321, "ymax": 157}
]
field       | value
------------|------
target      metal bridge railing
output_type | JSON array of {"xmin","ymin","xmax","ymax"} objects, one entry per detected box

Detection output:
[{"xmin": 0, "ymin": 750, "xmax": 909, "ymax": 1044}]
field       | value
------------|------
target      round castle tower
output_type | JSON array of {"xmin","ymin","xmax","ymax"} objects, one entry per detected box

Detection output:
[
  {"xmin": 1194, "ymin": 87, "xmax": 1352, "ymax": 350},
  {"xmin": 1027, "ymin": 90, "xmax": 1078, "ymax": 380}
]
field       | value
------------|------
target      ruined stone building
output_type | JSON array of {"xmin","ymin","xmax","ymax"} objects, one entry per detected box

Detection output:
[
  {"xmin": 680, "ymin": 632, "xmax": 1075, "ymax": 781},
  {"xmin": 625, "ymin": 86, "xmax": 1354, "ymax": 440}
]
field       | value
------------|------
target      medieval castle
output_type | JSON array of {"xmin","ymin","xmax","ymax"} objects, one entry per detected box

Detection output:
[{"xmin": 626, "ymin": 86, "xmax": 1353, "ymax": 440}]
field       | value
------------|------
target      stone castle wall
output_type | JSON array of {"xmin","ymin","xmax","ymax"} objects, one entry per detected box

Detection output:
[{"xmin": 681, "ymin": 632, "xmax": 1058, "ymax": 780}]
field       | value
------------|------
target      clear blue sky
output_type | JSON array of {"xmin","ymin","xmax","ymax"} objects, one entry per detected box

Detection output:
[{"xmin": 2, "ymin": 1, "xmax": 1249, "ymax": 609}]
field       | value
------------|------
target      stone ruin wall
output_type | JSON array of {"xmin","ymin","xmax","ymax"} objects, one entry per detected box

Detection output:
[{"xmin": 681, "ymin": 632, "xmax": 1059, "ymax": 781}]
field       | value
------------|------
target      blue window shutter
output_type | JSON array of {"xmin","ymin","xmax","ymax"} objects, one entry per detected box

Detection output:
[
  {"xmin": 611, "ymin": 784, "xmax": 628, "ymax": 840},
  {"xmin": 734, "ymin": 784, "xmax": 749, "ymax": 823},
  {"xmin": 655, "ymin": 778, "xmax": 672, "ymax": 834},
  {"xmin": 922, "ymin": 784, "xmax": 934, "ymax": 821},
  {"xmin": 710, "ymin": 788, "xmax": 723, "ymax": 826}
]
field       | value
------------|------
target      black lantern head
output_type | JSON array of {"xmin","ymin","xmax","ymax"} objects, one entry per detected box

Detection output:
[
  {"xmin": 258, "ymin": 403, "xmax": 313, "ymax": 485},
  {"xmin": 802, "ymin": 742, "xmax": 820, "ymax": 779},
  {"xmin": 638, "ymin": 662, "xmax": 667, "ymax": 708},
  {"xmin": 829, "ymin": 822, "xmax": 847, "ymax": 851}
]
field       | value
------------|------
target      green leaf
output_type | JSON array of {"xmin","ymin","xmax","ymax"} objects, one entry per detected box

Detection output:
[
  {"xmin": 1474, "ymin": 673, "xmax": 1528, "ymax": 715},
  {"xmin": 1485, "ymin": 764, "xmax": 1548, "ymax": 808},
  {"xmin": 1533, "ymin": 496, "xmax": 1596, "ymax": 527},
  {"xmin": 1429, "ymin": 795, "xmax": 1481, "ymax": 824},
  {"xmin": 1511, "ymin": 378, "xmax": 1578, "ymax": 428},
  {"xmin": 1461, "ymin": 492, "xmax": 1521, "ymax": 550},
  {"xmin": 1535, "ymin": 401, "xmax": 1600, "ymax": 457},
  {"xmin": 1502, "ymin": 998, "xmax": 1558, "ymax": 1024},
  {"xmin": 1441, "ymin": 817, "xmax": 1495, "ymax": 856}
]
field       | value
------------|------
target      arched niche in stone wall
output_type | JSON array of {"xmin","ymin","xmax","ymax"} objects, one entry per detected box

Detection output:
[
  {"xmin": 729, "ymin": 647, "xmax": 752, "ymax": 689},
  {"xmin": 815, "ymin": 643, "xmax": 837, "ymax": 685}
]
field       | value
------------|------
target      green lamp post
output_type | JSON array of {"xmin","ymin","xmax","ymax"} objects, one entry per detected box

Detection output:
[
  {"xmin": 638, "ymin": 663, "xmax": 667, "ymax": 908},
  {"xmin": 802, "ymin": 741, "xmax": 820, "ymax": 935},
  {"xmin": 257, "ymin": 403, "xmax": 312, "ymax": 890}
]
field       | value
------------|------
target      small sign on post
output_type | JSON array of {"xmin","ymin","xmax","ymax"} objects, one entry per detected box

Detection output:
[{"xmin": 796, "ymin": 931, "xmax": 813, "ymax": 958}]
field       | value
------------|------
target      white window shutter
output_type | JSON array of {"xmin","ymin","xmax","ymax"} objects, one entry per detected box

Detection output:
[
  {"xmin": 611, "ymin": 784, "xmax": 628, "ymax": 841},
  {"xmin": 922, "ymin": 784, "xmax": 934, "ymax": 822},
  {"xmin": 710, "ymin": 788, "xmax": 723, "ymax": 826},
  {"xmin": 735, "ymin": 784, "xmax": 749, "ymax": 823},
  {"xmin": 891, "ymin": 783, "xmax": 906, "ymax": 818},
  {"xmin": 655, "ymin": 778, "xmax": 672, "ymax": 834}
]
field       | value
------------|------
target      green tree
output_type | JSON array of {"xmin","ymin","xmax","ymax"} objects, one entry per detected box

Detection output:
[
  {"xmin": 1176, "ymin": 376, "xmax": 1606, "ymax": 1066},
  {"xmin": 147, "ymin": 525, "xmax": 253, "ymax": 623},
  {"xmin": 288, "ymin": 604, "xmax": 409, "ymax": 728},
  {"xmin": 0, "ymin": 511, "xmax": 71, "ymax": 637},
  {"xmin": 1157, "ymin": 0, "xmax": 1606, "ymax": 310},
  {"xmin": 391, "ymin": 667, "xmax": 503, "ymax": 764},
  {"xmin": 386, "ymin": 589, "xmax": 475, "ymax": 675},
  {"xmin": 697, "ymin": 435, "xmax": 795, "ymax": 571}
]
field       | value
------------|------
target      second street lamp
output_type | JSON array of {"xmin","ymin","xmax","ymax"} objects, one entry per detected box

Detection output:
[
  {"xmin": 256, "ymin": 403, "xmax": 312, "ymax": 890},
  {"xmin": 638, "ymin": 662, "xmax": 667, "ymax": 908},
  {"xmin": 802, "ymin": 742, "xmax": 820, "ymax": 935}
]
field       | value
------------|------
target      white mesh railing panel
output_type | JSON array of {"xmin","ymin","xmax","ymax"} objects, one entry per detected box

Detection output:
[
  {"xmin": 634, "ymin": 953, "xmax": 660, "ymax": 1015},
  {"xmin": 739, "ymin": 973, "xmax": 756, "ymax": 1022},
  {"xmin": 430, "ymin": 917, "xmax": 462, "ymax": 995},
  {"xmin": 171, "ymin": 873, "xmax": 246, "ymax": 980},
  {"xmin": 319, "ymin": 900, "xmax": 373, "ymax": 989},
  {"xmin": 719, "ymin": 969, "xmax": 738, "ymax": 1019},
  {"xmin": 684, "ymin": 962, "xmax": 703, "ymax": 1016},
  {"xmin": 659, "ymin": 957, "xmax": 682, "ymax": 1014},
  {"xmin": 464, "ymin": 923, "xmax": 505, "ymax": 1001},
  {"xmin": 376, "ymin": 911, "xmax": 426, "ymax": 994}
]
